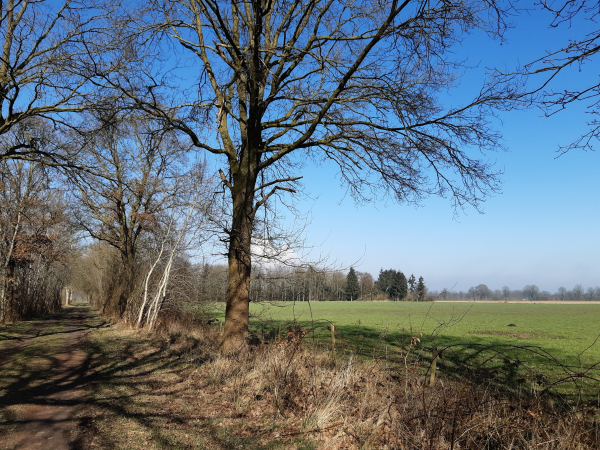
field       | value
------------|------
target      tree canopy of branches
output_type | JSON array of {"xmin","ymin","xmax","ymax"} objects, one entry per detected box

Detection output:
[
  {"xmin": 516, "ymin": 1, "xmax": 600, "ymax": 152},
  {"xmin": 0, "ymin": 0, "xmax": 120, "ymax": 167},
  {"xmin": 68, "ymin": 112, "xmax": 209, "ymax": 317},
  {"xmin": 522, "ymin": 284, "xmax": 540, "ymax": 301},
  {"xmin": 106, "ymin": 0, "xmax": 519, "ymax": 352},
  {"xmin": 468, "ymin": 284, "xmax": 491, "ymax": 300}
]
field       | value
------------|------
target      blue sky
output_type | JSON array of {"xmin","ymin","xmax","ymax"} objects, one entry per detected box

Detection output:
[{"xmin": 271, "ymin": 6, "xmax": 600, "ymax": 293}]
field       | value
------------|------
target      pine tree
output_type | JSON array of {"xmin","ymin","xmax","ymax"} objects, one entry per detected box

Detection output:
[
  {"xmin": 408, "ymin": 274, "xmax": 416, "ymax": 294},
  {"xmin": 345, "ymin": 267, "xmax": 360, "ymax": 301},
  {"xmin": 376, "ymin": 269, "xmax": 394, "ymax": 298},
  {"xmin": 394, "ymin": 271, "xmax": 408, "ymax": 301},
  {"xmin": 376, "ymin": 269, "xmax": 408, "ymax": 300},
  {"xmin": 416, "ymin": 276, "xmax": 427, "ymax": 302}
]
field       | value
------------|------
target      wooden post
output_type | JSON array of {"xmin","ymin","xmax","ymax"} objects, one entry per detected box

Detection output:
[
  {"xmin": 278, "ymin": 324, "xmax": 282, "ymax": 341},
  {"xmin": 430, "ymin": 348, "xmax": 439, "ymax": 385},
  {"xmin": 331, "ymin": 323, "xmax": 336, "ymax": 360}
]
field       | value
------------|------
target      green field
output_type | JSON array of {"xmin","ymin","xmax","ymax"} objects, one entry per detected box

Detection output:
[{"xmin": 206, "ymin": 301, "xmax": 600, "ymax": 398}]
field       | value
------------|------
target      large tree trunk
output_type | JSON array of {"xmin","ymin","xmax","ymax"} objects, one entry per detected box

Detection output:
[{"xmin": 220, "ymin": 160, "xmax": 258, "ymax": 353}]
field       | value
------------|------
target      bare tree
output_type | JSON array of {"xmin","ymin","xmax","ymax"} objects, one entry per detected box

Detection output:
[
  {"xmin": 109, "ymin": 0, "xmax": 519, "ymax": 351},
  {"xmin": 358, "ymin": 271, "xmax": 375, "ymax": 301},
  {"xmin": 586, "ymin": 286, "xmax": 595, "ymax": 300},
  {"xmin": 136, "ymin": 178, "xmax": 215, "ymax": 329},
  {"xmin": 557, "ymin": 286, "xmax": 567, "ymax": 301},
  {"xmin": 572, "ymin": 284, "xmax": 584, "ymax": 300},
  {"xmin": 469, "ymin": 284, "xmax": 491, "ymax": 300},
  {"xmin": 0, "ymin": 0, "xmax": 123, "ymax": 166},
  {"xmin": 523, "ymin": 284, "xmax": 539, "ymax": 301},
  {"xmin": 67, "ymin": 112, "xmax": 201, "ymax": 316}
]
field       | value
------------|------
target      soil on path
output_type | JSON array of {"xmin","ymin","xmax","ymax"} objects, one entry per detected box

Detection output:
[{"xmin": 0, "ymin": 304, "xmax": 108, "ymax": 450}]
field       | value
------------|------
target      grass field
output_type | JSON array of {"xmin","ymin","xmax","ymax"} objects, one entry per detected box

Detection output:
[{"xmin": 205, "ymin": 301, "xmax": 600, "ymax": 397}]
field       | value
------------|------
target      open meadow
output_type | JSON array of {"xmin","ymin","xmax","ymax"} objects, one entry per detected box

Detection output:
[{"xmin": 205, "ymin": 301, "xmax": 600, "ymax": 398}]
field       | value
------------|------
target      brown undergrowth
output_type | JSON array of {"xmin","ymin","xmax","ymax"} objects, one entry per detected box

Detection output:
[{"xmin": 72, "ymin": 314, "xmax": 599, "ymax": 449}]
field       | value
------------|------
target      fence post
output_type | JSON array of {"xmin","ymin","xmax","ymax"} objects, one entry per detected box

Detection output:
[
  {"xmin": 331, "ymin": 323, "xmax": 336, "ymax": 360},
  {"xmin": 430, "ymin": 348, "xmax": 439, "ymax": 385}
]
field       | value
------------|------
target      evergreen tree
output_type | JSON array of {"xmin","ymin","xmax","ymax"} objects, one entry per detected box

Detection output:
[
  {"xmin": 376, "ymin": 269, "xmax": 394, "ymax": 297},
  {"xmin": 394, "ymin": 271, "xmax": 408, "ymax": 301},
  {"xmin": 377, "ymin": 269, "xmax": 408, "ymax": 300},
  {"xmin": 345, "ymin": 267, "xmax": 360, "ymax": 301},
  {"xmin": 416, "ymin": 276, "xmax": 427, "ymax": 302},
  {"xmin": 408, "ymin": 274, "xmax": 416, "ymax": 294}
]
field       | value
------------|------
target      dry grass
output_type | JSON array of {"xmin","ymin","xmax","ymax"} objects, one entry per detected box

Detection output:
[{"xmin": 68, "ymin": 316, "xmax": 600, "ymax": 449}]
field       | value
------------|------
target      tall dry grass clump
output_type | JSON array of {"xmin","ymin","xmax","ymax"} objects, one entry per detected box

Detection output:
[{"xmin": 174, "ymin": 325, "xmax": 600, "ymax": 449}]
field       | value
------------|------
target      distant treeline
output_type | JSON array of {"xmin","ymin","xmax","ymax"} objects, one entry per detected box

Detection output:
[
  {"xmin": 133, "ymin": 263, "xmax": 429, "ymax": 303},
  {"xmin": 71, "ymin": 249, "xmax": 598, "ymax": 308},
  {"xmin": 432, "ymin": 284, "xmax": 600, "ymax": 301},
  {"xmin": 101, "ymin": 260, "xmax": 595, "ymax": 304},
  {"xmin": 188, "ymin": 264, "xmax": 382, "ymax": 303}
]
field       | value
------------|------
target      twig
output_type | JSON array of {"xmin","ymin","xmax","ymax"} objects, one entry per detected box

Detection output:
[{"xmin": 276, "ymin": 421, "xmax": 344, "ymax": 437}]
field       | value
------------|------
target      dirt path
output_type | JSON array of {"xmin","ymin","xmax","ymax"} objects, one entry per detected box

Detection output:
[{"xmin": 0, "ymin": 304, "xmax": 107, "ymax": 450}]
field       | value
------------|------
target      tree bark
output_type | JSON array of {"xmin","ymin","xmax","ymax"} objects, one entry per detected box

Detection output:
[
  {"xmin": 221, "ymin": 155, "xmax": 258, "ymax": 353},
  {"xmin": 0, "ymin": 267, "xmax": 7, "ymax": 323},
  {"xmin": 119, "ymin": 253, "xmax": 136, "ymax": 318}
]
